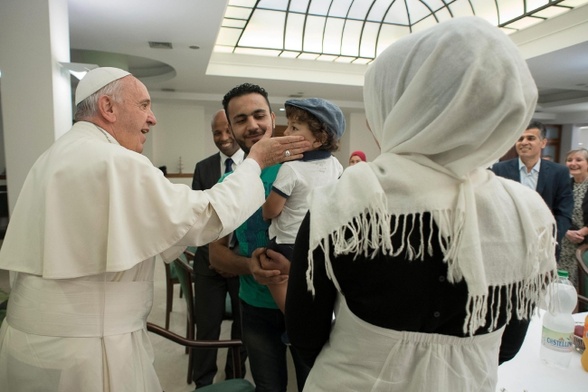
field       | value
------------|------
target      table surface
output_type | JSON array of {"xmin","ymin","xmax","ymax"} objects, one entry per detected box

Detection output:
[{"xmin": 496, "ymin": 311, "xmax": 588, "ymax": 392}]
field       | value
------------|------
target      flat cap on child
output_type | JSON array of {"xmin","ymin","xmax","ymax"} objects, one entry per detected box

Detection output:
[{"xmin": 285, "ymin": 98, "xmax": 346, "ymax": 139}]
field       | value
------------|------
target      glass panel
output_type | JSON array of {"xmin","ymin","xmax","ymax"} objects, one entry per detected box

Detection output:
[
  {"xmin": 258, "ymin": 0, "xmax": 289, "ymax": 10},
  {"xmin": 496, "ymin": 0, "xmax": 523, "ymax": 24},
  {"xmin": 309, "ymin": 0, "xmax": 335, "ymax": 15},
  {"xmin": 411, "ymin": 15, "xmax": 439, "ymax": 33},
  {"xmin": 545, "ymin": 125, "xmax": 560, "ymax": 139},
  {"xmin": 448, "ymin": 0, "xmax": 475, "ymax": 18},
  {"xmin": 367, "ymin": 0, "xmax": 391, "ymax": 21},
  {"xmin": 348, "ymin": 0, "xmax": 372, "ymax": 19},
  {"xmin": 224, "ymin": 6, "xmax": 254, "ymax": 19},
  {"xmin": 285, "ymin": 13, "xmax": 305, "ymax": 51},
  {"xmin": 328, "ymin": 0, "xmax": 354, "ymax": 18},
  {"xmin": 376, "ymin": 24, "xmax": 409, "ymax": 56},
  {"xmin": 384, "ymin": 1, "xmax": 410, "ymax": 25},
  {"xmin": 240, "ymin": 9, "xmax": 285, "ymax": 49},
  {"xmin": 216, "ymin": 27, "xmax": 242, "ymax": 47},
  {"xmin": 469, "ymin": 0, "xmax": 498, "ymax": 24},
  {"xmin": 360, "ymin": 22, "xmax": 379, "ymax": 58},
  {"xmin": 223, "ymin": 19, "xmax": 247, "ymax": 28},
  {"xmin": 425, "ymin": 0, "xmax": 452, "ymax": 14},
  {"xmin": 526, "ymin": 0, "xmax": 550, "ymax": 10},
  {"xmin": 341, "ymin": 19, "xmax": 363, "ymax": 56},
  {"xmin": 289, "ymin": 0, "xmax": 311, "ymax": 13},
  {"xmin": 323, "ymin": 17, "xmax": 345, "ymax": 55},
  {"xmin": 304, "ymin": 16, "xmax": 327, "ymax": 53},
  {"xmin": 229, "ymin": 0, "xmax": 256, "ymax": 7},
  {"xmin": 542, "ymin": 145, "xmax": 556, "ymax": 160},
  {"xmin": 432, "ymin": 6, "xmax": 453, "ymax": 23},
  {"xmin": 405, "ymin": 1, "xmax": 436, "ymax": 23},
  {"xmin": 218, "ymin": 0, "xmax": 588, "ymax": 59}
]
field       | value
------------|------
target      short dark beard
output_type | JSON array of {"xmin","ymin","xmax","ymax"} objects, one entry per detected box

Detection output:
[{"xmin": 236, "ymin": 139, "xmax": 250, "ymax": 154}]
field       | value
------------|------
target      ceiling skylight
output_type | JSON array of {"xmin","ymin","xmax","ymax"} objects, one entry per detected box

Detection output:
[{"xmin": 215, "ymin": 0, "xmax": 588, "ymax": 64}]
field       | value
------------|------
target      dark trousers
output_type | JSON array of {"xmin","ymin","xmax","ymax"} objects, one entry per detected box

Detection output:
[
  {"xmin": 192, "ymin": 273, "xmax": 246, "ymax": 387},
  {"xmin": 240, "ymin": 300, "xmax": 310, "ymax": 392}
]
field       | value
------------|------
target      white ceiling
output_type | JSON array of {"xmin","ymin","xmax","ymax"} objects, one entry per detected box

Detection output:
[{"xmin": 67, "ymin": 0, "xmax": 588, "ymax": 125}]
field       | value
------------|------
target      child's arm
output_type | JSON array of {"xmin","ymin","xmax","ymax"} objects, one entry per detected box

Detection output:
[
  {"xmin": 262, "ymin": 190, "xmax": 287, "ymax": 221},
  {"xmin": 251, "ymin": 247, "xmax": 289, "ymax": 312},
  {"xmin": 255, "ymin": 248, "xmax": 291, "ymax": 313},
  {"xmin": 268, "ymin": 283, "xmax": 288, "ymax": 313}
]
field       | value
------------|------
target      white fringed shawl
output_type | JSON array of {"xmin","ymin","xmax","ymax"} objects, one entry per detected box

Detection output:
[{"xmin": 305, "ymin": 17, "xmax": 557, "ymax": 335}]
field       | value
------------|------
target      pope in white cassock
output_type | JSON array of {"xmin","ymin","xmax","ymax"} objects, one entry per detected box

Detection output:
[{"xmin": 0, "ymin": 67, "xmax": 308, "ymax": 392}]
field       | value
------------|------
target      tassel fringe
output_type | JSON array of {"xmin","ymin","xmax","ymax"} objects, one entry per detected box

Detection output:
[{"xmin": 306, "ymin": 204, "xmax": 556, "ymax": 335}]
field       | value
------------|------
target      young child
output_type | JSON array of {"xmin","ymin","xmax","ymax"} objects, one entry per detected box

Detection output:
[{"xmin": 262, "ymin": 97, "xmax": 345, "ymax": 312}]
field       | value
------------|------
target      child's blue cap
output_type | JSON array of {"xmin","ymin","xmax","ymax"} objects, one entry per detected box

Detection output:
[{"xmin": 285, "ymin": 98, "xmax": 346, "ymax": 139}]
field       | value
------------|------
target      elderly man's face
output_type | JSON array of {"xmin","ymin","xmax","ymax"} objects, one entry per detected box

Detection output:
[
  {"xmin": 226, "ymin": 93, "xmax": 275, "ymax": 154},
  {"xmin": 111, "ymin": 76, "xmax": 157, "ymax": 153}
]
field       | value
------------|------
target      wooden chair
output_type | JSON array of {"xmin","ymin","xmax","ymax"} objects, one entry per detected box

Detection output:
[
  {"xmin": 170, "ymin": 250, "xmax": 196, "ymax": 383},
  {"xmin": 575, "ymin": 244, "xmax": 588, "ymax": 311},
  {"xmin": 163, "ymin": 261, "xmax": 181, "ymax": 330},
  {"xmin": 163, "ymin": 248, "xmax": 196, "ymax": 329},
  {"xmin": 150, "ymin": 250, "xmax": 253, "ymax": 390},
  {"xmin": 147, "ymin": 322, "xmax": 254, "ymax": 391}
]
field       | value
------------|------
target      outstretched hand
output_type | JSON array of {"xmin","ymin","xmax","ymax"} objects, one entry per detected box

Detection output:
[{"xmin": 248, "ymin": 133, "xmax": 311, "ymax": 169}]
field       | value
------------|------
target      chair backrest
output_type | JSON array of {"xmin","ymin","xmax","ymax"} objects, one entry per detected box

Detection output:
[
  {"xmin": 173, "ymin": 251, "xmax": 195, "ymax": 327},
  {"xmin": 575, "ymin": 244, "xmax": 588, "ymax": 311}
]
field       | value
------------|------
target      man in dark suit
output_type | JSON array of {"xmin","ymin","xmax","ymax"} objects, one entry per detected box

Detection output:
[
  {"xmin": 191, "ymin": 109, "xmax": 246, "ymax": 387},
  {"xmin": 491, "ymin": 120, "xmax": 572, "ymax": 259}
]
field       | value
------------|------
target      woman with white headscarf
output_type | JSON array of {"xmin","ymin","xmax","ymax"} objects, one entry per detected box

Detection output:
[{"xmin": 284, "ymin": 17, "xmax": 557, "ymax": 391}]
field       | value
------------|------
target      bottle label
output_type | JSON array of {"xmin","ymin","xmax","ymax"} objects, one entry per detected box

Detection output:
[{"xmin": 542, "ymin": 326, "xmax": 573, "ymax": 353}]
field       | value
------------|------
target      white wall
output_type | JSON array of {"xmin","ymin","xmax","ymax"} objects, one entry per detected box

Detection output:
[
  {"xmin": 149, "ymin": 100, "xmax": 206, "ymax": 175},
  {"xmin": 348, "ymin": 112, "xmax": 380, "ymax": 164}
]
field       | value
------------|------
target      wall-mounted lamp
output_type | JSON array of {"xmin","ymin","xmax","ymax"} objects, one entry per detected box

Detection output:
[{"xmin": 59, "ymin": 62, "xmax": 98, "ymax": 80}]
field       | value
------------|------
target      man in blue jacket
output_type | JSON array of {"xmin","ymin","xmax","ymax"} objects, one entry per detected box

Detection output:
[{"xmin": 491, "ymin": 120, "xmax": 572, "ymax": 259}]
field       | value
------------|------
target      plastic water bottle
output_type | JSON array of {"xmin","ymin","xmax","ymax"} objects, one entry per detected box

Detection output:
[{"xmin": 540, "ymin": 269, "xmax": 577, "ymax": 368}]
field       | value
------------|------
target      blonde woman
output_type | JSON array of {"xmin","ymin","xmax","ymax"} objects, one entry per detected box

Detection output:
[{"xmin": 560, "ymin": 148, "xmax": 588, "ymax": 288}]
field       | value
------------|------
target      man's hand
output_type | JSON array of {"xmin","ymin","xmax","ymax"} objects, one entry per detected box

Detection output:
[
  {"xmin": 261, "ymin": 248, "xmax": 291, "ymax": 275},
  {"xmin": 248, "ymin": 135, "xmax": 311, "ymax": 169},
  {"xmin": 249, "ymin": 247, "xmax": 288, "ymax": 286}
]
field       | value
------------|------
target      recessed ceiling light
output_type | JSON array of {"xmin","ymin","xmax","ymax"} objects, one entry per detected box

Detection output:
[{"xmin": 148, "ymin": 41, "xmax": 173, "ymax": 49}]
